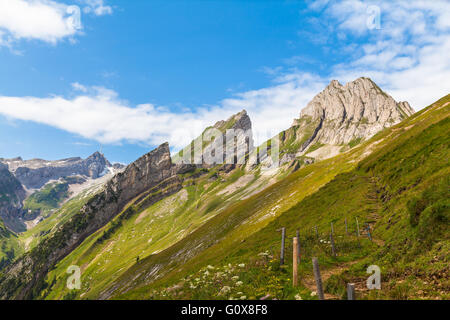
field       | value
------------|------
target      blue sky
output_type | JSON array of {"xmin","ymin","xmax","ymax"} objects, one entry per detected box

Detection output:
[{"xmin": 0, "ymin": 0, "xmax": 449, "ymax": 164}]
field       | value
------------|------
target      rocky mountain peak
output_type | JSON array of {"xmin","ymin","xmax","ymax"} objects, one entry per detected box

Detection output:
[
  {"xmin": 298, "ymin": 77, "xmax": 414, "ymax": 125},
  {"xmin": 212, "ymin": 109, "xmax": 251, "ymax": 132},
  {"xmin": 1, "ymin": 152, "xmax": 117, "ymax": 190},
  {"xmin": 174, "ymin": 109, "xmax": 254, "ymax": 168},
  {"xmin": 282, "ymin": 77, "xmax": 415, "ymax": 161}
]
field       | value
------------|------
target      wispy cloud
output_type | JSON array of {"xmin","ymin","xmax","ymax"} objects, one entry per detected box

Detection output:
[{"xmin": 71, "ymin": 82, "xmax": 88, "ymax": 92}]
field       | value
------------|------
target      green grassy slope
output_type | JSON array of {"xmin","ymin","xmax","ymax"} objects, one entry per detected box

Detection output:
[
  {"xmin": 114, "ymin": 94, "xmax": 449, "ymax": 300},
  {"xmin": 40, "ymin": 166, "xmax": 284, "ymax": 299},
  {"xmin": 0, "ymin": 219, "xmax": 22, "ymax": 270},
  {"xmin": 19, "ymin": 188, "xmax": 96, "ymax": 252},
  {"xmin": 94, "ymin": 137, "xmax": 374, "ymax": 298},
  {"xmin": 23, "ymin": 182, "xmax": 69, "ymax": 218}
]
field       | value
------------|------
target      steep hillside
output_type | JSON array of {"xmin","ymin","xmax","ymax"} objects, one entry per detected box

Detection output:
[
  {"xmin": 37, "ymin": 125, "xmax": 373, "ymax": 299},
  {"xmin": 23, "ymin": 181, "xmax": 70, "ymax": 219},
  {"xmin": 109, "ymin": 94, "xmax": 448, "ymax": 300},
  {"xmin": 0, "ymin": 163, "xmax": 26, "ymax": 232},
  {"xmin": 0, "ymin": 89, "xmax": 446, "ymax": 301},
  {"xmin": 0, "ymin": 218, "xmax": 22, "ymax": 270},
  {"xmin": 19, "ymin": 183, "xmax": 106, "ymax": 252}
]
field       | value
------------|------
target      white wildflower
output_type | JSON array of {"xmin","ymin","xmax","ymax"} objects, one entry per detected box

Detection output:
[
  {"xmin": 240, "ymin": 296, "xmax": 247, "ymax": 300},
  {"xmin": 235, "ymin": 281, "xmax": 243, "ymax": 286},
  {"xmin": 220, "ymin": 286, "xmax": 231, "ymax": 295},
  {"xmin": 295, "ymin": 294, "xmax": 302, "ymax": 300},
  {"xmin": 232, "ymin": 276, "xmax": 239, "ymax": 281},
  {"xmin": 310, "ymin": 291, "xmax": 317, "ymax": 297},
  {"xmin": 238, "ymin": 263, "xmax": 245, "ymax": 268},
  {"xmin": 258, "ymin": 251, "xmax": 270, "ymax": 257}
]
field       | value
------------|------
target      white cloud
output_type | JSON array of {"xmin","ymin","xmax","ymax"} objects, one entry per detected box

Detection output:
[
  {"xmin": 0, "ymin": 0, "xmax": 113, "ymax": 47},
  {"xmin": 0, "ymin": 0, "xmax": 81, "ymax": 45}
]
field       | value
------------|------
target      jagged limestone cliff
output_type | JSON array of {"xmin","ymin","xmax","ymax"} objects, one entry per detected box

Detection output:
[
  {"xmin": 173, "ymin": 110, "xmax": 253, "ymax": 169},
  {"xmin": 280, "ymin": 77, "xmax": 414, "ymax": 162},
  {"xmin": 0, "ymin": 163, "xmax": 26, "ymax": 232}
]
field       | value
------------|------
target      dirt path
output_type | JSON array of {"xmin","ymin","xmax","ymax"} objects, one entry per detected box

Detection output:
[{"xmin": 301, "ymin": 260, "xmax": 361, "ymax": 300}]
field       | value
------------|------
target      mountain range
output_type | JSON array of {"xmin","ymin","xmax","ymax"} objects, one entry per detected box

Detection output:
[
  {"xmin": 0, "ymin": 77, "xmax": 448, "ymax": 300},
  {"xmin": 0, "ymin": 153, "xmax": 124, "ymax": 233}
]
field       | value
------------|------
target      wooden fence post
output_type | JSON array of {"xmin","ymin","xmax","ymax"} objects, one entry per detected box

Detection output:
[
  {"xmin": 356, "ymin": 217, "xmax": 360, "ymax": 237},
  {"xmin": 330, "ymin": 232, "xmax": 337, "ymax": 257},
  {"xmin": 293, "ymin": 237, "xmax": 298, "ymax": 287},
  {"xmin": 296, "ymin": 229, "xmax": 301, "ymax": 264},
  {"xmin": 331, "ymin": 222, "xmax": 334, "ymax": 235},
  {"xmin": 315, "ymin": 226, "xmax": 319, "ymax": 239},
  {"xmin": 345, "ymin": 218, "xmax": 348, "ymax": 235},
  {"xmin": 312, "ymin": 257, "xmax": 325, "ymax": 300},
  {"xmin": 280, "ymin": 227, "xmax": 286, "ymax": 265},
  {"xmin": 367, "ymin": 225, "xmax": 373, "ymax": 241},
  {"xmin": 347, "ymin": 283, "xmax": 355, "ymax": 300}
]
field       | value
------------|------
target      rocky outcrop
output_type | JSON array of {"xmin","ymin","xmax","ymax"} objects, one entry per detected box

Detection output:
[
  {"xmin": 0, "ymin": 143, "xmax": 175, "ymax": 299},
  {"xmin": 0, "ymin": 163, "xmax": 26, "ymax": 232},
  {"xmin": 283, "ymin": 77, "xmax": 414, "ymax": 160},
  {"xmin": 1, "ymin": 152, "xmax": 117, "ymax": 190},
  {"xmin": 173, "ymin": 110, "xmax": 254, "ymax": 168}
]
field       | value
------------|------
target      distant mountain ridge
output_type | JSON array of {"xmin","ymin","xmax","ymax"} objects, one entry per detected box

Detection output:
[
  {"xmin": 0, "ymin": 152, "xmax": 122, "ymax": 190},
  {"xmin": 0, "ymin": 152, "xmax": 124, "ymax": 232}
]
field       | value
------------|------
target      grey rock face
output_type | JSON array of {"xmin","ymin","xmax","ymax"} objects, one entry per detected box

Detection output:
[
  {"xmin": 105, "ymin": 143, "xmax": 173, "ymax": 209},
  {"xmin": 291, "ymin": 77, "xmax": 414, "ymax": 152},
  {"xmin": 2, "ymin": 152, "xmax": 114, "ymax": 189},
  {"xmin": 174, "ymin": 110, "xmax": 254, "ymax": 168},
  {"xmin": 209, "ymin": 109, "xmax": 254, "ymax": 166},
  {"xmin": 0, "ymin": 163, "xmax": 26, "ymax": 232}
]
